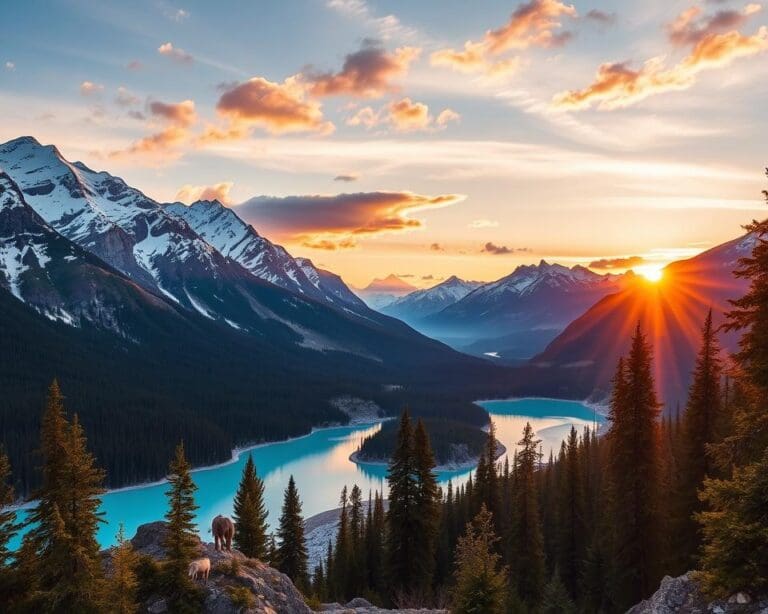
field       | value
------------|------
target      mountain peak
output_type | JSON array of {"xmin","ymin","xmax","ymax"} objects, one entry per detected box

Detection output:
[{"xmin": 364, "ymin": 274, "xmax": 417, "ymax": 293}]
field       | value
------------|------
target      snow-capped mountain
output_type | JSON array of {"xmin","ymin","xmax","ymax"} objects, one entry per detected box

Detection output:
[
  {"xmin": 0, "ymin": 170, "xmax": 176, "ymax": 334},
  {"xmin": 355, "ymin": 274, "xmax": 418, "ymax": 309},
  {"xmin": 381, "ymin": 276, "xmax": 482, "ymax": 323},
  {"xmin": 164, "ymin": 199, "xmax": 366, "ymax": 315},
  {"xmin": 534, "ymin": 234, "xmax": 755, "ymax": 408},
  {"xmin": 417, "ymin": 261, "xmax": 631, "ymax": 361}
]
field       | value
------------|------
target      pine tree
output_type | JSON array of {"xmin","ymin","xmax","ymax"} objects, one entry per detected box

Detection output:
[
  {"xmin": 510, "ymin": 422, "xmax": 545, "ymax": 605},
  {"xmin": 276, "ymin": 475, "xmax": 309, "ymax": 591},
  {"xmin": 312, "ymin": 563, "xmax": 326, "ymax": 601},
  {"xmin": 348, "ymin": 484, "xmax": 366, "ymax": 596},
  {"xmin": 162, "ymin": 441, "xmax": 201, "ymax": 612},
  {"xmin": 674, "ymin": 310, "xmax": 723, "ymax": 569},
  {"xmin": 475, "ymin": 420, "xmax": 501, "ymax": 526},
  {"xmin": 385, "ymin": 409, "xmax": 419, "ymax": 597},
  {"xmin": 412, "ymin": 418, "xmax": 440, "ymax": 596},
  {"xmin": 19, "ymin": 382, "xmax": 107, "ymax": 613},
  {"xmin": 333, "ymin": 485, "xmax": 351, "ymax": 598},
  {"xmin": 106, "ymin": 523, "xmax": 139, "ymax": 614},
  {"xmin": 557, "ymin": 426, "xmax": 585, "ymax": 599},
  {"xmin": 605, "ymin": 326, "xmax": 663, "ymax": 608},
  {"xmin": 541, "ymin": 568, "xmax": 577, "ymax": 614},
  {"xmin": 232, "ymin": 454, "xmax": 269, "ymax": 559},
  {"xmin": 452, "ymin": 505, "xmax": 507, "ymax": 614}
]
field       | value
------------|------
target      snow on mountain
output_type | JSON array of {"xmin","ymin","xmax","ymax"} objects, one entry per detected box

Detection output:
[
  {"xmin": 0, "ymin": 169, "xmax": 173, "ymax": 332},
  {"xmin": 164, "ymin": 199, "xmax": 366, "ymax": 314},
  {"xmin": 381, "ymin": 276, "xmax": 482, "ymax": 323}
]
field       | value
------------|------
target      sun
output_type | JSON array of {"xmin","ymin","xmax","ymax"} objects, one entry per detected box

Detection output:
[{"xmin": 637, "ymin": 265, "xmax": 664, "ymax": 283}]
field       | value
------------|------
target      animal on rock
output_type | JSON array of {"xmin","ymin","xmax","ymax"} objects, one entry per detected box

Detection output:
[
  {"xmin": 212, "ymin": 515, "xmax": 235, "ymax": 552},
  {"xmin": 188, "ymin": 557, "xmax": 211, "ymax": 582}
]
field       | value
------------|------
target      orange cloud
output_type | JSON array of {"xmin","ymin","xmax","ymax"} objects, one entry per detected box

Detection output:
[
  {"xmin": 110, "ymin": 99, "xmax": 197, "ymax": 159},
  {"xmin": 589, "ymin": 255, "xmax": 646, "ymax": 269},
  {"xmin": 216, "ymin": 77, "xmax": 333, "ymax": 135},
  {"xmin": 388, "ymin": 98, "xmax": 431, "ymax": 132},
  {"xmin": 554, "ymin": 9, "xmax": 768, "ymax": 111},
  {"xmin": 149, "ymin": 99, "xmax": 197, "ymax": 127},
  {"xmin": 158, "ymin": 42, "xmax": 193, "ymax": 64},
  {"xmin": 668, "ymin": 3, "xmax": 761, "ymax": 46},
  {"xmin": 430, "ymin": 0, "xmax": 576, "ymax": 75},
  {"xmin": 436, "ymin": 108, "xmax": 461, "ymax": 127},
  {"xmin": 306, "ymin": 42, "xmax": 420, "ymax": 98},
  {"xmin": 235, "ymin": 191, "xmax": 464, "ymax": 248},
  {"xmin": 175, "ymin": 182, "xmax": 234, "ymax": 204}
]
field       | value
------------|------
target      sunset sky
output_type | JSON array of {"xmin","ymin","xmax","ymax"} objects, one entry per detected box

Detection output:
[{"xmin": 1, "ymin": 0, "xmax": 766, "ymax": 287}]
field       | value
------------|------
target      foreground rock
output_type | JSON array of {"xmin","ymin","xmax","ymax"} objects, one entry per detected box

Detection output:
[
  {"xmin": 318, "ymin": 598, "xmax": 447, "ymax": 613},
  {"xmin": 113, "ymin": 522, "xmax": 312, "ymax": 614},
  {"xmin": 627, "ymin": 573, "xmax": 768, "ymax": 614}
]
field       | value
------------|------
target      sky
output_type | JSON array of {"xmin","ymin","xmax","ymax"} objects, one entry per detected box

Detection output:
[{"xmin": 1, "ymin": 0, "xmax": 766, "ymax": 288}]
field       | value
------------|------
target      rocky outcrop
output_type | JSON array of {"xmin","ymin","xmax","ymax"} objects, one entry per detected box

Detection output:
[
  {"xmin": 627, "ymin": 573, "xmax": 768, "ymax": 614},
  {"xmin": 112, "ymin": 522, "xmax": 312, "ymax": 614},
  {"xmin": 318, "ymin": 598, "xmax": 447, "ymax": 613}
]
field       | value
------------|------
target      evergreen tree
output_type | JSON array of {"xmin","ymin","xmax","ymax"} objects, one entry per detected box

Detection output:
[
  {"xmin": 557, "ymin": 426, "xmax": 585, "ymax": 599},
  {"xmin": 510, "ymin": 422, "xmax": 545, "ymax": 605},
  {"xmin": 452, "ymin": 505, "xmax": 507, "ymax": 614},
  {"xmin": 333, "ymin": 485, "xmax": 351, "ymax": 598},
  {"xmin": 475, "ymin": 421, "xmax": 501, "ymax": 526},
  {"xmin": 0, "ymin": 447, "xmax": 20, "ymax": 602},
  {"xmin": 674, "ymin": 310, "xmax": 723, "ymax": 570},
  {"xmin": 162, "ymin": 441, "xmax": 201, "ymax": 612},
  {"xmin": 541, "ymin": 569, "xmax": 577, "ymax": 614},
  {"xmin": 312, "ymin": 563, "xmax": 326, "ymax": 601},
  {"xmin": 605, "ymin": 326, "xmax": 663, "ymax": 608},
  {"xmin": 276, "ymin": 475, "xmax": 309, "ymax": 591},
  {"xmin": 232, "ymin": 454, "xmax": 269, "ymax": 559},
  {"xmin": 19, "ymin": 381, "xmax": 107, "ymax": 613},
  {"xmin": 348, "ymin": 484, "xmax": 365, "ymax": 596},
  {"xmin": 267, "ymin": 533, "xmax": 278, "ymax": 566},
  {"xmin": 385, "ymin": 409, "xmax": 419, "ymax": 597},
  {"xmin": 413, "ymin": 418, "xmax": 440, "ymax": 596},
  {"xmin": 106, "ymin": 523, "xmax": 139, "ymax": 614}
]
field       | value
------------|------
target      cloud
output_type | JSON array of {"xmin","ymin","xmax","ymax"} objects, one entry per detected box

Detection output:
[
  {"xmin": 422, "ymin": 274, "xmax": 436, "ymax": 280},
  {"xmin": 126, "ymin": 60, "xmax": 143, "ymax": 71},
  {"xmin": 334, "ymin": 174, "xmax": 359, "ymax": 182},
  {"xmin": 585, "ymin": 9, "xmax": 617, "ymax": 25},
  {"xmin": 235, "ymin": 191, "xmax": 464, "ymax": 248},
  {"xmin": 589, "ymin": 255, "xmax": 646, "ymax": 269},
  {"xmin": 306, "ymin": 42, "xmax": 420, "ymax": 98},
  {"xmin": 115, "ymin": 86, "xmax": 140, "ymax": 107},
  {"xmin": 326, "ymin": 0, "xmax": 418, "ymax": 41},
  {"xmin": 175, "ymin": 182, "xmax": 233, "ymax": 204},
  {"xmin": 158, "ymin": 42, "xmax": 193, "ymax": 64},
  {"xmin": 469, "ymin": 218, "xmax": 499, "ymax": 228},
  {"xmin": 554, "ymin": 4, "xmax": 767, "ymax": 110},
  {"xmin": 431, "ymin": 0, "xmax": 576, "ymax": 75},
  {"xmin": 110, "ymin": 99, "xmax": 197, "ymax": 159},
  {"xmin": 347, "ymin": 99, "xmax": 460, "ymax": 132},
  {"xmin": 149, "ymin": 99, "xmax": 197, "ymax": 127},
  {"xmin": 215, "ymin": 76, "xmax": 333, "ymax": 135},
  {"xmin": 482, "ymin": 241, "xmax": 530, "ymax": 255},
  {"xmin": 80, "ymin": 81, "xmax": 104, "ymax": 96},
  {"xmin": 165, "ymin": 7, "xmax": 189, "ymax": 22},
  {"xmin": 430, "ymin": 243, "xmax": 444, "ymax": 251},
  {"xmin": 668, "ymin": 4, "xmax": 760, "ymax": 46},
  {"xmin": 4, "ymin": 61, "xmax": 15, "ymax": 71}
]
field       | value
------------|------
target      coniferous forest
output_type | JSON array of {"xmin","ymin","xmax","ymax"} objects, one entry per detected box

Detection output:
[{"xmin": 1, "ymin": 190, "xmax": 767, "ymax": 612}]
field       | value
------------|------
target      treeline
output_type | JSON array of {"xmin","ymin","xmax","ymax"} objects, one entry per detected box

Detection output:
[{"xmin": 356, "ymin": 418, "xmax": 488, "ymax": 466}]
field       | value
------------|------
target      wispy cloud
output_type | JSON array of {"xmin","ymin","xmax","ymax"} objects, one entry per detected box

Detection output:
[
  {"xmin": 469, "ymin": 219, "xmax": 499, "ymax": 229},
  {"xmin": 589, "ymin": 255, "xmax": 646, "ymax": 269},
  {"xmin": 482, "ymin": 241, "xmax": 530, "ymax": 254},
  {"xmin": 158, "ymin": 42, "xmax": 193, "ymax": 64},
  {"xmin": 80, "ymin": 81, "xmax": 104, "ymax": 96}
]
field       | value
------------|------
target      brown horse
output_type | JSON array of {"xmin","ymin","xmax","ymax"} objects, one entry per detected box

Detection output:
[{"xmin": 212, "ymin": 515, "xmax": 235, "ymax": 552}]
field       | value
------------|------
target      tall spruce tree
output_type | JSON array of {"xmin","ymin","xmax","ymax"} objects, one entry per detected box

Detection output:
[
  {"xmin": 413, "ymin": 418, "xmax": 440, "ymax": 597},
  {"xmin": 511, "ymin": 422, "xmax": 545, "ymax": 606},
  {"xmin": 162, "ymin": 441, "xmax": 201, "ymax": 612},
  {"xmin": 333, "ymin": 485, "xmax": 351, "ymax": 598},
  {"xmin": 385, "ymin": 409, "xmax": 419, "ymax": 597},
  {"xmin": 674, "ymin": 310, "xmax": 722, "ymax": 570},
  {"xmin": 606, "ymin": 325, "xmax": 662, "ymax": 609},
  {"xmin": 19, "ymin": 382, "xmax": 107, "ymax": 613},
  {"xmin": 557, "ymin": 425, "xmax": 585, "ymax": 599},
  {"xmin": 698, "ymin": 172, "xmax": 768, "ymax": 595},
  {"xmin": 276, "ymin": 475, "xmax": 309, "ymax": 591},
  {"xmin": 232, "ymin": 454, "xmax": 269, "ymax": 559}
]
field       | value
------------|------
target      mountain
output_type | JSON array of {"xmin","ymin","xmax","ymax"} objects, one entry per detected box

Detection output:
[
  {"xmin": 164, "ymin": 199, "xmax": 367, "ymax": 316},
  {"xmin": 355, "ymin": 273, "xmax": 418, "ymax": 309},
  {"xmin": 380, "ymin": 275, "xmax": 482, "ymax": 323},
  {"xmin": 416, "ymin": 261, "xmax": 632, "ymax": 361},
  {"xmin": 0, "ymin": 136, "xmax": 511, "ymax": 494},
  {"xmin": 533, "ymin": 234, "xmax": 755, "ymax": 408}
]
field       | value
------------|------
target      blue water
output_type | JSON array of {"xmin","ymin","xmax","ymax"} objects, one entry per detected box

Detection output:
[{"xmin": 9, "ymin": 398, "xmax": 603, "ymax": 550}]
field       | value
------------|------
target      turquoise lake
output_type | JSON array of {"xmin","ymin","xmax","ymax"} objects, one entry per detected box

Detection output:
[{"xmin": 10, "ymin": 397, "xmax": 603, "ymax": 549}]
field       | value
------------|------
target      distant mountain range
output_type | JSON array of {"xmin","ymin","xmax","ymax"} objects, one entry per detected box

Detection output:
[
  {"xmin": 354, "ymin": 273, "xmax": 418, "ymax": 309},
  {"xmin": 382, "ymin": 261, "xmax": 632, "ymax": 362},
  {"xmin": 0, "ymin": 136, "xmax": 499, "ymax": 492},
  {"xmin": 533, "ymin": 234, "xmax": 754, "ymax": 408}
]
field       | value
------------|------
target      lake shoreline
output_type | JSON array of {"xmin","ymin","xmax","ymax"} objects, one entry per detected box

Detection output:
[{"xmin": 349, "ymin": 441, "xmax": 507, "ymax": 472}]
